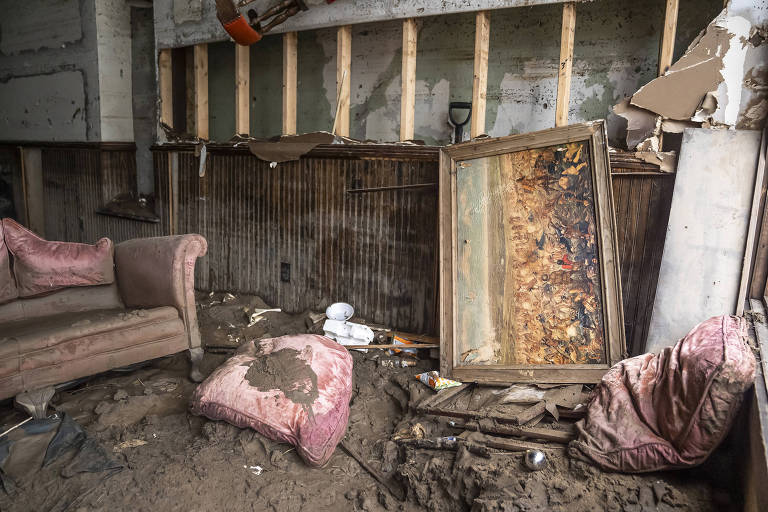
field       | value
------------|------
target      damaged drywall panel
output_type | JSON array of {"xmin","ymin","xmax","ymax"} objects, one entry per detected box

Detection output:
[
  {"xmin": 0, "ymin": 0, "xmax": 101, "ymax": 141},
  {"xmin": 96, "ymin": 0, "xmax": 135, "ymax": 141},
  {"xmin": 0, "ymin": 71, "xmax": 88, "ymax": 141},
  {"xmin": 628, "ymin": 1, "xmax": 767, "ymax": 130},
  {"xmin": 153, "ymin": 0, "xmax": 588, "ymax": 50},
  {"xmin": 646, "ymin": 128, "xmax": 761, "ymax": 354},
  {"xmin": 0, "ymin": 0, "xmax": 82, "ymax": 55}
]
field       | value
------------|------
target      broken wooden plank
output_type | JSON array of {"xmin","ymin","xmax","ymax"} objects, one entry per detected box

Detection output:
[
  {"xmin": 400, "ymin": 18, "xmax": 418, "ymax": 141},
  {"xmin": 159, "ymin": 49, "xmax": 173, "ymax": 127},
  {"xmin": 194, "ymin": 43, "xmax": 209, "ymax": 139},
  {"xmin": 555, "ymin": 3, "xmax": 576, "ymax": 127},
  {"xmin": 658, "ymin": 0, "xmax": 679, "ymax": 76},
  {"xmin": 235, "ymin": 43, "xmax": 250, "ymax": 135},
  {"xmin": 480, "ymin": 433, "xmax": 567, "ymax": 453},
  {"xmin": 417, "ymin": 383, "xmax": 470, "ymax": 411},
  {"xmin": 336, "ymin": 25, "xmax": 352, "ymax": 137},
  {"xmin": 449, "ymin": 419, "xmax": 574, "ymax": 444},
  {"xmin": 471, "ymin": 11, "xmax": 490, "ymax": 138},
  {"xmin": 422, "ymin": 404, "xmax": 584, "ymax": 435},
  {"xmin": 514, "ymin": 401, "xmax": 547, "ymax": 425},
  {"xmin": 282, "ymin": 32, "xmax": 298, "ymax": 135}
]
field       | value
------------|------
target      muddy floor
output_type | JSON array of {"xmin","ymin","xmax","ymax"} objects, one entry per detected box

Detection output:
[{"xmin": 0, "ymin": 293, "xmax": 743, "ymax": 511}]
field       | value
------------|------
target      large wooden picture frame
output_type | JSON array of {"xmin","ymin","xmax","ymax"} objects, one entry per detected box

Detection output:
[{"xmin": 439, "ymin": 121, "xmax": 625, "ymax": 384}]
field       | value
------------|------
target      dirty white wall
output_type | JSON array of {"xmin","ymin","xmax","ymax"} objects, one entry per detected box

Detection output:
[
  {"xmin": 95, "ymin": 0, "xmax": 135, "ymax": 141},
  {"xmin": 0, "ymin": 0, "xmax": 146, "ymax": 143},
  {"xmin": 204, "ymin": 0, "xmax": 723, "ymax": 143},
  {"xmin": 0, "ymin": 0, "xmax": 99, "ymax": 141}
]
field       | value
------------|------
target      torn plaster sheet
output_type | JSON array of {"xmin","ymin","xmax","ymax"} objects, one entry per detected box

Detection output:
[
  {"xmin": 630, "ymin": 9, "xmax": 752, "ymax": 126},
  {"xmin": 612, "ymin": 98, "xmax": 658, "ymax": 150}
]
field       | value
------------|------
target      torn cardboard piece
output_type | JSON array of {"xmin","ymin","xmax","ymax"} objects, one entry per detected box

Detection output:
[{"xmin": 248, "ymin": 131, "xmax": 336, "ymax": 163}]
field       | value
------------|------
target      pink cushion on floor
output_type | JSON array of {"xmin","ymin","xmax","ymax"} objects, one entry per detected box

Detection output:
[
  {"xmin": 2, "ymin": 218, "xmax": 115, "ymax": 298},
  {"xmin": 0, "ymin": 222, "xmax": 18, "ymax": 304},
  {"xmin": 191, "ymin": 334, "xmax": 354, "ymax": 467}
]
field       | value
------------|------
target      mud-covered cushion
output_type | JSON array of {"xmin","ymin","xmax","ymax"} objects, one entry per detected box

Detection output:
[
  {"xmin": 191, "ymin": 334, "xmax": 354, "ymax": 467},
  {"xmin": 569, "ymin": 315, "xmax": 755, "ymax": 473},
  {"xmin": 2, "ymin": 218, "xmax": 114, "ymax": 298},
  {"xmin": 0, "ymin": 222, "xmax": 18, "ymax": 304}
]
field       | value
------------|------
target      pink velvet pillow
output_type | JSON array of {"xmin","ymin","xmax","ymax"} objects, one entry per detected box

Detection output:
[
  {"xmin": 0, "ymin": 222, "xmax": 19, "ymax": 304},
  {"xmin": 2, "ymin": 219, "xmax": 115, "ymax": 298}
]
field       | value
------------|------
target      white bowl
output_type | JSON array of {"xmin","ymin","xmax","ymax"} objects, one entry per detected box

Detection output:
[{"xmin": 326, "ymin": 302, "xmax": 354, "ymax": 321}]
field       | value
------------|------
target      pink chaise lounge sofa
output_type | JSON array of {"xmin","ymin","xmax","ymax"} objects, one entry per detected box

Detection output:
[{"xmin": 0, "ymin": 218, "xmax": 207, "ymax": 404}]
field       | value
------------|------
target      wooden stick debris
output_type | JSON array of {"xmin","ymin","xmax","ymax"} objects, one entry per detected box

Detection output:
[
  {"xmin": 420, "ymin": 405, "xmax": 579, "ymax": 443},
  {"xmin": 343, "ymin": 343, "xmax": 439, "ymax": 350},
  {"xmin": 514, "ymin": 401, "xmax": 547, "ymax": 425},
  {"xmin": 449, "ymin": 419, "xmax": 574, "ymax": 444},
  {"xmin": 341, "ymin": 439, "xmax": 406, "ymax": 501}
]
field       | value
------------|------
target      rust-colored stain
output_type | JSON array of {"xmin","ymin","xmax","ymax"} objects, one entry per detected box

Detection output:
[{"xmin": 457, "ymin": 142, "xmax": 605, "ymax": 365}]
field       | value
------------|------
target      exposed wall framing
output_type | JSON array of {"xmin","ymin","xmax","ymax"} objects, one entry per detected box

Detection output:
[
  {"xmin": 194, "ymin": 44, "xmax": 209, "ymax": 139},
  {"xmin": 400, "ymin": 18, "xmax": 418, "ymax": 141},
  {"xmin": 235, "ymin": 44, "xmax": 250, "ymax": 135},
  {"xmin": 555, "ymin": 3, "xmax": 576, "ymax": 127},
  {"xmin": 471, "ymin": 11, "xmax": 490, "ymax": 138},
  {"xmin": 282, "ymin": 32, "xmax": 298, "ymax": 135}
]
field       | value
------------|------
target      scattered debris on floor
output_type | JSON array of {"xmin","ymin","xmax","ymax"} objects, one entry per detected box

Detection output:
[{"xmin": 0, "ymin": 294, "xmax": 743, "ymax": 511}]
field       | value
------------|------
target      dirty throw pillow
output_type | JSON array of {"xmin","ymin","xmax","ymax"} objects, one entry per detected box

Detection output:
[
  {"xmin": 2, "ymin": 218, "xmax": 115, "ymax": 297},
  {"xmin": 190, "ymin": 334, "xmax": 354, "ymax": 467}
]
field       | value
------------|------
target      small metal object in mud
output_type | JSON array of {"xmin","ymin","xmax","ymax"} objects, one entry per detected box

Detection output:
[{"xmin": 524, "ymin": 449, "xmax": 547, "ymax": 471}]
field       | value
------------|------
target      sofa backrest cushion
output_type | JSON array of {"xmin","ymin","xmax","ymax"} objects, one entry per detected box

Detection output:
[
  {"xmin": 0, "ymin": 222, "xmax": 19, "ymax": 304},
  {"xmin": 2, "ymin": 218, "xmax": 115, "ymax": 298},
  {"xmin": 0, "ymin": 283, "xmax": 125, "ymax": 325}
]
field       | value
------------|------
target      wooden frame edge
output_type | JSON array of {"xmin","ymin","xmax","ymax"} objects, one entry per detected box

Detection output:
[{"xmin": 439, "ymin": 120, "xmax": 625, "ymax": 384}]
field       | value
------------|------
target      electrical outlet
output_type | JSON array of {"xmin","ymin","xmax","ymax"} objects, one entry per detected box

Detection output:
[{"xmin": 280, "ymin": 262, "xmax": 291, "ymax": 283}]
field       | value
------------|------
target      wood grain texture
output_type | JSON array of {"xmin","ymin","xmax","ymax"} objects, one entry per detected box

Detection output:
[
  {"xmin": 336, "ymin": 26, "xmax": 352, "ymax": 137},
  {"xmin": 235, "ymin": 43, "xmax": 249, "ymax": 135},
  {"xmin": 658, "ymin": 0, "xmax": 679, "ymax": 76},
  {"xmin": 194, "ymin": 44, "xmax": 209, "ymax": 140},
  {"xmin": 158, "ymin": 49, "xmax": 173, "ymax": 127},
  {"xmin": 555, "ymin": 3, "xmax": 576, "ymax": 127},
  {"xmin": 400, "ymin": 18, "xmax": 418, "ymax": 141},
  {"xmin": 282, "ymin": 32, "xmax": 298, "ymax": 135},
  {"xmin": 471, "ymin": 11, "xmax": 490, "ymax": 139}
]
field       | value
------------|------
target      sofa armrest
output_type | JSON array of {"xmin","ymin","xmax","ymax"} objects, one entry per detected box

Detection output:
[{"xmin": 114, "ymin": 235, "xmax": 207, "ymax": 349}]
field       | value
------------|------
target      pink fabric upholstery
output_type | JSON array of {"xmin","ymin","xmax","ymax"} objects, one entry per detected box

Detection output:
[
  {"xmin": 115, "ymin": 235, "xmax": 207, "ymax": 349},
  {"xmin": 3, "ymin": 219, "xmax": 114, "ymax": 297},
  {"xmin": 191, "ymin": 335, "xmax": 354, "ymax": 467},
  {"xmin": 0, "ymin": 225, "xmax": 207, "ymax": 401},
  {"xmin": 569, "ymin": 315, "xmax": 756, "ymax": 473},
  {"xmin": 0, "ymin": 222, "xmax": 18, "ymax": 304}
]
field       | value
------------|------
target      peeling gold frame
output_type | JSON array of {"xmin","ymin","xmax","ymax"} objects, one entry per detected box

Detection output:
[{"xmin": 439, "ymin": 121, "xmax": 625, "ymax": 384}]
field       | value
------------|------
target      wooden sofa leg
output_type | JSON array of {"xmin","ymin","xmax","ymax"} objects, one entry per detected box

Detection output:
[
  {"xmin": 189, "ymin": 347, "xmax": 205, "ymax": 383},
  {"xmin": 15, "ymin": 386, "xmax": 55, "ymax": 419}
]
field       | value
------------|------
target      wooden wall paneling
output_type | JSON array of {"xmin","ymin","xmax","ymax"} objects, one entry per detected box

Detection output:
[
  {"xmin": 235, "ymin": 43, "xmax": 250, "ymax": 135},
  {"xmin": 400, "ymin": 18, "xmax": 417, "ymax": 141},
  {"xmin": 283, "ymin": 32, "xmax": 298, "ymax": 135},
  {"xmin": 555, "ymin": 3, "xmax": 576, "ymax": 127},
  {"xmin": 194, "ymin": 44, "xmax": 209, "ymax": 139},
  {"xmin": 335, "ymin": 26, "xmax": 352, "ymax": 137},
  {"xmin": 471, "ymin": 11, "xmax": 490, "ymax": 138}
]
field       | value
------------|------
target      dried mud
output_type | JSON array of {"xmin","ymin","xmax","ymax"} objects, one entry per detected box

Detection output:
[{"xmin": 0, "ymin": 293, "xmax": 742, "ymax": 511}]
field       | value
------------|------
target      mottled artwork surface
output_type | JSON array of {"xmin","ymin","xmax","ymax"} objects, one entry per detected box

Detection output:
[{"xmin": 456, "ymin": 142, "xmax": 606, "ymax": 366}]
